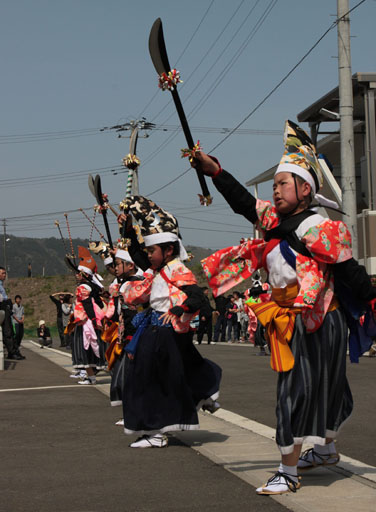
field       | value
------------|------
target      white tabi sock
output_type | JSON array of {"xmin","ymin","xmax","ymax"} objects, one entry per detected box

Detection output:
[
  {"xmin": 279, "ymin": 463, "xmax": 298, "ymax": 482},
  {"xmin": 314, "ymin": 441, "xmax": 336, "ymax": 455},
  {"xmin": 256, "ymin": 463, "xmax": 299, "ymax": 494}
]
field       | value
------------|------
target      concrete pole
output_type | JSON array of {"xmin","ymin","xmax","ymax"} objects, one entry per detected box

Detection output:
[
  {"xmin": 337, "ymin": 0, "xmax": 358, "ymax": 258},
  {"xmin": 2, "ymin": 219, "xmax": 7, "ymax": 271}
]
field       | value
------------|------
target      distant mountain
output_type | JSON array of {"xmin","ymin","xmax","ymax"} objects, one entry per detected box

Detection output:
[{"xmin": 0, "ymin": 235, "xmax": 215, "ymax": 278}]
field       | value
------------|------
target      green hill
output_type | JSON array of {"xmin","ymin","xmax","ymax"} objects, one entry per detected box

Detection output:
[{"xmin": 0, "ymin": 234, "xmax": 215, "ymax": 278}]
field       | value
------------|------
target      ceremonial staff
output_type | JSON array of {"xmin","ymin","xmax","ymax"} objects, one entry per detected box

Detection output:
[
  {"xmin": 123, "ymin": 124, "xmax": 140, "ymax": 197},
  {"xmin": 87, "ymin": 174, "xmax": 115, "ymax": 251},
  {"xmin": 148, "ymin": 18, "xmax": 212, "ymax": 206}
]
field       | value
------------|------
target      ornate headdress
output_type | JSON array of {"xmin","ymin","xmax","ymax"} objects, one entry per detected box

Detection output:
[
  {"xmin": 88, "ymin": 241, "xmax": 113, "ymax": 266},
  {"xmin": 120, "ymin": 195, "xmax": 188, "ymax": 260},
  {"xmin": 275, "ymin": 120, "xmax": 338, "ymax": 209},
  {"xmin": 77, "ymin": 246, "xmax": 103, "ymax": 288}
]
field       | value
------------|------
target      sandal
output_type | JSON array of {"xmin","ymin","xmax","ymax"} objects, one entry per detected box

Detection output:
[
  {"xmin": 256, "ymin": 471, "xmax": 301, "ymax": 495},
  {"xmin": 298, "ymin": 447, "xmax": 340, "ymax": 471},
  {"xmin": 129, "ymin": 434, "xmax": 168, "ymax": 449}
]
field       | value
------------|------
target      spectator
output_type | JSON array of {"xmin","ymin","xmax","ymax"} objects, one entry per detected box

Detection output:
[
  {"xmin": 12, "ymin": 295, "xmax": 25, "ymax": 350},
  {"xmin": 213, "ymin": 294, "xmax": 229, "ymax": 343},
  {"xmin": 197, "ymin": 287, "xmax": 214, "ymax": 345},
  {"xmin": 27, "ymin": 262, "xmax": 32, "ymax": 278},
  {"xmin": 233, "ymin": 291, "xmax": 244, "ymax": 342},
  {"xmin": 239, "ymin": 306, "xmax": 249, "ymax": 342},
  {"xmin": 37, "ymin": 320, "xmax": 52, "ymax": 348},
  {"xmin": 0, "ymin": 266, "xmax": 24, "ymax": 360},
  {"xmin": 49, "ymin": 292, "xmax": 66, "ymax": 346},
  {"xmin": 226, "ymin": 296, "xmax": 239, "ymax": 343}
]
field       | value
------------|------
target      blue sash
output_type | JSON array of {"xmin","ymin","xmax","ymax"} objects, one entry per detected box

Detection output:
[{"xmin": 125, "ymin": 310, "xmax": 172, "ymax": 356}]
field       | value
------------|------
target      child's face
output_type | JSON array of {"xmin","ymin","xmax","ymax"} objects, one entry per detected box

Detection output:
[
  {"xmin": 114, "ymin": 258, "xmax": 134, "ymax": 277},
  {"xmin": 146, "ymin": 245, "xmax": 164, "ymax": 270},
  {"xmin": 273, "ymin": 172, "xmax": 311, "ymax": 215}
]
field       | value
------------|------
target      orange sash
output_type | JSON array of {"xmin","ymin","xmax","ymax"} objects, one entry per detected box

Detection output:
[
  {"xmin": 248, "ymin": 284, "xmax": 338, "ymax": 372},
  {"xmin": 102, "ymin": 321, "xmax": 121, "ymax": 370},
  {"xmin": 105, "ymin": 339, "xmax": 124, "ymax": 371},
  {"xmin": 248, "ymin": 285, "xmax": 300, "ymax": 372}
]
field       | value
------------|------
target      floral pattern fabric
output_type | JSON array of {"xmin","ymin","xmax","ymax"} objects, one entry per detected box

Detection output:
[
  {"xmin": 120, "ymin": 259, "xmax": 198, "ymax": 333},
  {"xmin": 201, "ymin": 200, "xmax": 353, "ymax": 333}
]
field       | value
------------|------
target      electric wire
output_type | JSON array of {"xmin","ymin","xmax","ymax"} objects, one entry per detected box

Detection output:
[
  {"xmin": 137, "ymin": 0, "xmax": 215, "ymax": 118},
  {"xmin": 147, "ymin": 0, "xmax": 247, "ymax": 124},
  {"xmin": 140, "ymin": 0, "xmax": 275, "ymax": 168},
  {"xmin": 145, "ymin": 0, "xmax": 366, "ymax": 197},
  {"xmin": 208, "ymin": 0, "xmax": 367, "ymax": 152}
]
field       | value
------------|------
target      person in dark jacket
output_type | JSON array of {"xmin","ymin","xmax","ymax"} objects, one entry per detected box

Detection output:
[
  {"xmin": 49, "ymin": 292, "xmax": 65, "ymax": 346},
  {"xmin": 197, "ymin": 287, "xmax": 214, "ymax": 344},
  {"xmin": 213, "ymin": 294, "xmax": 229, "ymax": 342}
]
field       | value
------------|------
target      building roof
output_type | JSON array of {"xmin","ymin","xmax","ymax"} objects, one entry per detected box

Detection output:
[{"xmin": 297, "ymin": 72, "xmax": 376, "ymax": 124}]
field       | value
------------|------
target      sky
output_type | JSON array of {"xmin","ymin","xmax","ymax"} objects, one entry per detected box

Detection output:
[{"xmin": 1, "ymin": 0, "xmax": 375, "ymax": 250}]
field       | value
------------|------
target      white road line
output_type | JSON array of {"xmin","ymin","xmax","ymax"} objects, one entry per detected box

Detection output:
[
  {"xmin": 212, "ymin": 408, "xmax": 376, "ymax": 485},
  {"xmin": 0, "ymin": 384, "xmax": 94, "ymax": 392},
  {"xmin": 26, "ymin": 339, "xmax": 72, "ymax": 356},
  {"xmin": 22, "ymin": 338, "xmax": 376, "ymax": 486}
]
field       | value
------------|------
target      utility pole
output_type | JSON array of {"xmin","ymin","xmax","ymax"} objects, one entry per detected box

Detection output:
[
  {"xmin": 101, "ymin": 118, "xmax": 155, "ymax": 196},
  {"xmin": 2, "ymin": 219, "xmax": 6, "ymax": 272},
  {"xmin": 337, "ymin": 0, "xmax": 358, "ymax": 258}
]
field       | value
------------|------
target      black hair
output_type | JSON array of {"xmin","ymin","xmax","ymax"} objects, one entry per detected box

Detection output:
[
  {"xmin": 295, "ymin": 175, "xmax": 313, "ymax": 205},
  {"xmin": 15, "ymin": 294, "xmax": 22, "ymax": 300},
  {"xmin": 158, "ymin": 241, "xmax": 180, "ymax": 258},
  {"xmin": 0, "ymin": 266, "xmax": 5, "ymax": 271}
]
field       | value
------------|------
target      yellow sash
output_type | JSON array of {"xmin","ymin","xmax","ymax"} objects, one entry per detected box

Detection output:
[
  {"xmin": 248, "ymin": 285, "xmax": 300, "ymax": 372},
  {"xmin": 102, "ymin": 322, "xmax": 121, "ymax": 371},
  {"xmin": 248, "ymin": 284, "xmax": 338, "ymax": 372}
]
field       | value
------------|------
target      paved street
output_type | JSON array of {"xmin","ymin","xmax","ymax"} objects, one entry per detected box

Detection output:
[
  {"xmin": 1, "ymin": 340, "xmax": 376, "ymax": 512},
  {"xmin": 197, "ymin": 342, "xmax": 376, "ymax": 468}
]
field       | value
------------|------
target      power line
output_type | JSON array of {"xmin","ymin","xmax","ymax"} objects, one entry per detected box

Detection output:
[
  {"xmin": 0, "ymin": 164, "xmax": 126, "ymax": 188},
  {"xmin": 209, "ymin": 0, "xmax": 367, "ymax": 152},
  {"xmin": 0, "ymin": 127, "xmax": 105, "ymax": 145},
  {"xmin": 0, "ymin": 123, "xmax": 280, "ymax": 147},
  {"xmin": 147, "ymin": 1, "xmax": 245, "ymax": 125},
  {"xmin": 187, "ymin": 0, "xmax": 278, "ymax": 120},
  {"xmin": 137, "ymin": 0, "xmax": 215, "ymax": 118},
  {"xmin": 140, "ymin": 0, "xmax": 276, "ymax": 168},
  {"xmin": 145, "ymin": 0, "xmax": 367, "ymax": 196}
]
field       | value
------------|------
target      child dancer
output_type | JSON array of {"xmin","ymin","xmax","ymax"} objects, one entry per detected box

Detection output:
[
  {"xmin": 71, "ymin": 247, "xmax": 107, "ymax": 384},
  {"xmin": 118, "ymin": 196, "xmax": 222, "ymax": 448},
  {"xmin": 104, "ymin": 246, "xmax": 144, "ymax": 418},
  {"xmin": 194, "ymin": 121, "xmax": 376, "ymax": 494}
]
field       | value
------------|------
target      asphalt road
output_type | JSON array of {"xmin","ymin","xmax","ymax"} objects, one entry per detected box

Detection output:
[
  {"xmin": 2, "ymin": 341, "xmax": 375, "ymax": 512},
  {"xmin": 0, "ymin": 347, "xmax": 287, "ymax": 512},
  {"xmin": 197, "ymin": 343, "xmax": 376, "ymax": 468}
]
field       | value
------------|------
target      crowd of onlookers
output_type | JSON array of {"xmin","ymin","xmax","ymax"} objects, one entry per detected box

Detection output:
[
  {"xmin": 2, "ymin": 263, "xmax": 375, "ymax": 360},
  {"xmin": 0, "ymin": 266, "xmax": 75, "ymax": 357},
  {"xmin": 0, "ymin": 266, "xmax": 26, "ymax": 360},
  {"xmin": 194, "ymin": 285, "xmax": 269, "ymax": 354},
  {"xmin": 48, "ymin": 292, "xmax": 74, "ymax": 348}
]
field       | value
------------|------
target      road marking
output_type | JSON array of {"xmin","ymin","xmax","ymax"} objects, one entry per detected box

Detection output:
[
  {"xmin": 26, "ymin": 339, "xmax": 72, "ymax": 356},
  {"xmin": 0, "ymin": 384, "xmax": 95, "ymax": 392},
  {"xmin": 22, "ymin": 339, "xmax": 376, "ymax": 487},
  {"xmin": 211, "ymin": 408, "xmax": 376, "ymax": 485}
]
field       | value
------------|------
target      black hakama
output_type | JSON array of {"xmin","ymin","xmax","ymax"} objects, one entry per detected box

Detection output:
[
  {"xmin": 123, "ymin": 325, "xmax": 221, "ymax": 435},
  {"xmin": 110, "ymin": 350, "xmax": 129, "ymax": 406},
  {"xmin": 276, "ymin": 308, "xmax": 353, "ymax": 454},
  {"xmin": 72, "ymin": 325, "xmax": 106, "ymax": 370}
]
